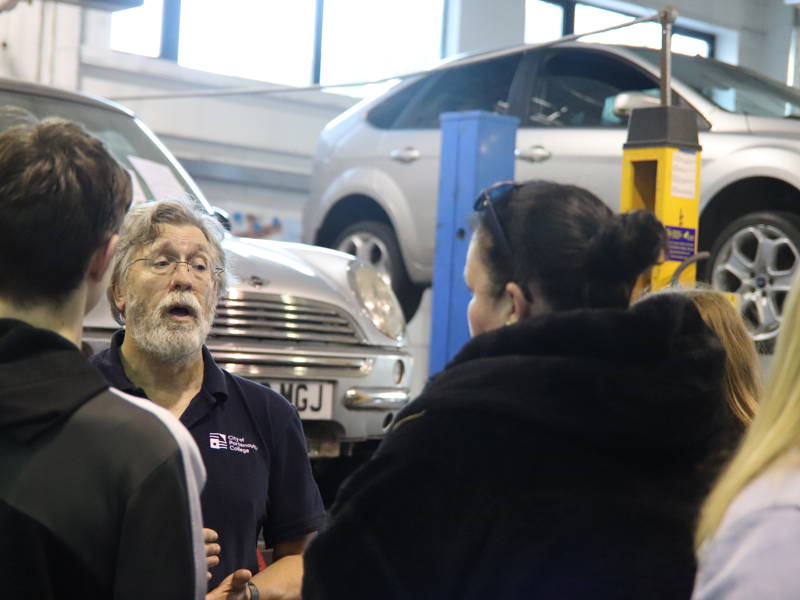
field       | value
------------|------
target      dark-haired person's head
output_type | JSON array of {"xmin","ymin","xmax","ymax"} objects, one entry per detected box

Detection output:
[
  {"xmin": 465, "ymin": 180, "xmax": 665, "ymax": 336},
  {"xmin": 0, "ymin": 118, "xmax": 131, "ymax": 309}
]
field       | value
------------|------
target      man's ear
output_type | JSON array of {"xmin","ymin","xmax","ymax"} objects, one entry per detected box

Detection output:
[
  {"xmin": 111, "ymin": 281, "xmax": 125, "ymax": 316},
  {"xmin": 88, "ymin": 234, "xmax": 119, "ymax": 283},
  {"xmin": 504, "ymin": 281, "xmax": 535, "ymax": 326}
]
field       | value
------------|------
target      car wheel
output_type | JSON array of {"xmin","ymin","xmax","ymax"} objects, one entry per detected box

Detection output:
[
  {"xmin": 708, "ymin": 211, "xmax": 800, "ymax": 352},
  {"xmin": 334, "ymin": 221, "xmax": 423, "ymax": 321}
]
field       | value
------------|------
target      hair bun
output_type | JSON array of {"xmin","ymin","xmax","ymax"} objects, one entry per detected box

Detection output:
[{"xmin": 585, "ymin": 211, "xmax": 665, "ymax": 282}]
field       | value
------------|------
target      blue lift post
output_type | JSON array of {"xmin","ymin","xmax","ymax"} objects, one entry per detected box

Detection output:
[{"xmin": 429, "ymin": 110, "xmax": 519, "ymax": 376}]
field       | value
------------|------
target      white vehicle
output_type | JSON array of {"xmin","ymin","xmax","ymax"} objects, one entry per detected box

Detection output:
[
  {"xmin": 3, "ymin": 78, "xmax": 412, "ymax": 499},
  {"xmin": 306, "ymin": 42, "xmax": 800, "ymax": 350}
]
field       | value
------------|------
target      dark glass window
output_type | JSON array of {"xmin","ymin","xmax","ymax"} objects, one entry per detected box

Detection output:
[
  {"xmin": 630, "ymin": 48, "xmax": 800, "ymax": 118},
  {"xmin": 392, "ymin": 53, "xmax": 522, "ymax": 129},
  {"xmin": 527, "ymin": 50, "xmax": 659, "ymax": 127},
  {"xmin": 367, "ymin": 78, "xmax": 432, "ymax": 129}
]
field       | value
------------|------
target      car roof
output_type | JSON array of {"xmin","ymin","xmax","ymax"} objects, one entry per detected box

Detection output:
[
  {"xmin": 0, "ymin": 76, "xmax": 136, "ymax": 118},
  {"xmin": 439, "ymin": 41, "xmax": 655, "ymax": 70}
]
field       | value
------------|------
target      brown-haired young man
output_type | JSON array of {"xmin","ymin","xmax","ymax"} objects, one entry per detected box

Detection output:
[{"xmin": 0, "ymin": 119, "xmax": 208, "ymax": 599}]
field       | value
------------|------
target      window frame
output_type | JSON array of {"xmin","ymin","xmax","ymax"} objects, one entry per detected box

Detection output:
[
  {"xmin": 529, "ymin": 0, "xmax": 716, "ymax": 58},
  {"xmin": 126, "ymin": 0, "xmax": 444, "ymax": 88}
]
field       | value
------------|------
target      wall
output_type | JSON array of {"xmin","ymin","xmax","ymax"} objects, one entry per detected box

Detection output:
[
  {"xmin": 0, "ymin": 1, "xmax": 356, "ymax": 243},
  {"xmin": 76, "ymin": 36, "xmax": 355, "ymax": 238},
  {"xmin": 446, "ymin": 0, "xmax": 795, "ymax": 82},
  {"xmin": 588, "ymin": 0, "xmax": 794, "ymax": 80},
  {"xmin": 0, "ymin": 0, "xmax": 81, "ymax": 88},
  {"xmin": 443, "ymin": 0, "xmax": 526, "ymax": 56},
  {"xmin": 0, "ymin": 0, "xmax": 796, "ymax": 242}
]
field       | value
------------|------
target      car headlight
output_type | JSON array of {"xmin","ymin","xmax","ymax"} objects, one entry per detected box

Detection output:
[{"xmin": 349, "ymin": 263, "xmax": 405, "ymax": 340}]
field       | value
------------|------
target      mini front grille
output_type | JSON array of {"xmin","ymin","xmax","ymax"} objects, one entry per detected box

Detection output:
[{"xmin": 209, "ymin": 290, "xmax": 363, "ymax": 346}]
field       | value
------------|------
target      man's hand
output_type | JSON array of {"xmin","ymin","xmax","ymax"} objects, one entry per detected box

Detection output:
[
  {"xmin": 204, "ymin": 528, "xmax": 221, "ymax": 580},
  {"xmin": 206, "ymin": 569, "xmax": 253, "ymax": 600}
]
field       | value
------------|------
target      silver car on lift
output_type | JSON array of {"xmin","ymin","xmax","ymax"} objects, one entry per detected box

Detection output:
[
  {"xmin": 306, "ymin": 42, "xmax": 800, "ymax": 350},
  {"xmin": 2, "ymin": 78, "xmax": 411, "ymax": 494}
]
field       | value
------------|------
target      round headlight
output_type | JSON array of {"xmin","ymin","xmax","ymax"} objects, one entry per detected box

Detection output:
[{"xmin": 350, "ymin": 263, "xmax": 405, "ymax": 340}]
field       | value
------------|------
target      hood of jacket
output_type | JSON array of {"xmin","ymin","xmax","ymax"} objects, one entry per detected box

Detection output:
[
  {"xmin": 398, "ymin": 293, "xmax": 731, "ymax": 451},
  {"xmin": 0, "ymin": 319, "xmax": 108, "ymax": 444}
]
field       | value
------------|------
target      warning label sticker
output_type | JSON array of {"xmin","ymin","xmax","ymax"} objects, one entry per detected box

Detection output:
[
  {"xmin": 671, "ymin": 150, "xmax": 697, "ymax": 199},
  {"xmin": 665, "ymin": 226, "xmax": 696, "ymax": 262}
]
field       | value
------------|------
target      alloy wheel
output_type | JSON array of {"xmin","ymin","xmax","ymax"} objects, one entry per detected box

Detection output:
[
  {"xmin": 711, "ymin": 223, "xmax": 799, "ymax": 345},
  {"xmin": 336, "ymin": 231, "xmax": 393, "ymax": 285}
]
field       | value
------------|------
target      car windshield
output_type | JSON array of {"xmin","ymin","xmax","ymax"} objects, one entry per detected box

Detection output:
[
  {"xmin": 626, "ymin": 47, "xmax": 800, "ymax": 118},
  {"xmin": 0, "ymin": 88, "xmax": 212, "ymax": 210}
]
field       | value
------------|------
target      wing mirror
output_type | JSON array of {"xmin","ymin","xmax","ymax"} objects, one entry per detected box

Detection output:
[
  {"xmin": 213, "ymin": 206, "xmax": 232, "ymax": 232},
  {"xmin": 612, "ymin": 91, "xmax": 662, "ymax": 119}
]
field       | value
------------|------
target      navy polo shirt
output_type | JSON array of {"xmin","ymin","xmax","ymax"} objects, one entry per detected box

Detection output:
[{"xmin": 91, "ymin": 330, "xmax": 325, "ymax": 588}]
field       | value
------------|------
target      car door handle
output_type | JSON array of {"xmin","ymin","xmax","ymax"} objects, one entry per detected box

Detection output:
[
  {"xmin": 515, "ymin": 145, "xmax": 551, "ymax": 163},
  {"xmin": 390, "ymin": 147, "xmax": 421, "ymax": 163}
]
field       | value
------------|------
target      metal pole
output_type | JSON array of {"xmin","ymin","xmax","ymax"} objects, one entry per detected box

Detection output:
[{"xmin": 659, "ymin": 5, "xmax": 678, "ymax": 106}]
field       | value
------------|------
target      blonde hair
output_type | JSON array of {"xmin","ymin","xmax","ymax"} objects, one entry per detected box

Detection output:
[
  {"xmin": 642, "ymin": 286, "xmax": 761, "ymax": 427},
  {"xmin": 695, "ymin": 280, "xmax": 800, "ymax": 547},
  {"xmin": 680, "ymin": 288, "xmax": 761, "ymax": 426}
]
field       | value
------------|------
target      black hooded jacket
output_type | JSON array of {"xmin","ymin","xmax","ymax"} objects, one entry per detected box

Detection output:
[
  {"xmin": 0, "ymin": 319, "xmax": 206, "ymax": 600},
  {"xmin": 303, "ymin": 294, "xmax": 741, "ymax": 600}
]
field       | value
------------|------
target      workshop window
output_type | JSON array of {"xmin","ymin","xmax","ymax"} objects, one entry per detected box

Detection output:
[
  {"xmin": 574, "ymin": 5, "xmax": 712, "ymax": 57},
  {"xmin": 110, "ymin": 0, "xmax": 164, "ymax": 58},
  {"xmin": 319, "ymin": 0, "xmax": 444, "ymax": 98},
  {"xmin": 524, "ymin": 1, "xmax": 714, "ymax": 58},
  {"xmin": 110, "ymin": 0, "xmax": 444, "ymax": 96},
  {"xmin": 525, "ymin": 0, "xmax": 565, "ymax": 44},
  {"xmin": 178, "ymin": 0, "xmax": 317, "ymax": 86}
]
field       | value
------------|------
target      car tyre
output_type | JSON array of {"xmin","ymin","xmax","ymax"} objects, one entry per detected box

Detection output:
[
  {"xmin": 334, "ymin": 220, "xmax": 423, "ymax": 321},
  {"xmin": 708, "ymin": 211, "xmax": 800, "ymax": 353}
]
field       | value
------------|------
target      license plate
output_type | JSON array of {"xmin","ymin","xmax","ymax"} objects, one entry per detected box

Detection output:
[{"xmin": 262, "ymin": 380, "xmax": 334, "ymax": 420}]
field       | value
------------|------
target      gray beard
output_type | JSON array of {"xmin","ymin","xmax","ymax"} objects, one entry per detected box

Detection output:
[{"xmin": 125, "ymin": 290, "xmax": 214, "ymax": 365}]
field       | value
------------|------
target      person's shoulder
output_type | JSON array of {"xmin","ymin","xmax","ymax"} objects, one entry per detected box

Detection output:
[
  {"xmin": 76, "ymin": 386, "xmax": 198, "ymax": 465},
  {"xmin": 88, "ymin": 345, "xmax": 120, "ymax": 382},
  {"xmin": 88, "ymin": 345, "xmax": 111, "ymax": 366},
  {"xmin": 694, "ymin": 471, "xmax": 800, "ymax": 600},
  {"xmin": 723, "ymin": 461, "xmax": 800, "ymax": 527}
]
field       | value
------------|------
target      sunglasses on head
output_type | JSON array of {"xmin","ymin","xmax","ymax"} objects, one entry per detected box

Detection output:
[{"xmin": 473, "ymin": 181, "xmax": 521, "ymax": 258}]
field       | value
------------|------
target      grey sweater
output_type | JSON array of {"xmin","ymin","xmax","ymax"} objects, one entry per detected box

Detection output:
[{"xmin": 693, "ymin": 454, "xmax": 800, "ymax": 599}]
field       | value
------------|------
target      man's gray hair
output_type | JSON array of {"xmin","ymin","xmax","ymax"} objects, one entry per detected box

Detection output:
[{"xmin": 108, "ymin": 198, "xmax": 230, "ymax": 325}]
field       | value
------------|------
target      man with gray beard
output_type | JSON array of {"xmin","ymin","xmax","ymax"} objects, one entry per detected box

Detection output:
[{"xmin": 91, "ymin": 199, "xmax": 324, "ymax": 600}]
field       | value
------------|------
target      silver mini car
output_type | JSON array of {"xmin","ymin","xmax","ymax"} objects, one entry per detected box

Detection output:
[
  {"xmin": 306, "ymin": 42, "xmax": 800, "ymax": 349},
  {"xmin": 2, "ymin": 78, "xmax": 412, "ymax": 481}
]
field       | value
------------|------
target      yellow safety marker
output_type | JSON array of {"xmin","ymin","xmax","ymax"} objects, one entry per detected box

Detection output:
[{"xmin": 620, "ymin": 104, "xmax": 702, "ymax": 295}]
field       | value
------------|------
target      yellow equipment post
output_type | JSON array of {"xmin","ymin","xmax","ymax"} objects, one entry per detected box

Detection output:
[
  {"xmin": 620, "ymin": 6, "xmax": 702, "ymax": 294},
  {"xmin": 620, "ymin": 105, "xmax": 701, "ymax": 292}
]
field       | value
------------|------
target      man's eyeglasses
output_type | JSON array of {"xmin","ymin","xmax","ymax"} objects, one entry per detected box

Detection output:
[
  {"xmin": 127, "ymin": 257, "xmax": 224, "ymax": 280},
  {"xmin": 473, "ymin": 181, "xmax": 520, "ymax": 258}
]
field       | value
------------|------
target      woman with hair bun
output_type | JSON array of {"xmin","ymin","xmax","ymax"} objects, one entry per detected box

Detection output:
[{"xmin": 303, "ymin": 180, "xmax": 740, "ymax": 600}]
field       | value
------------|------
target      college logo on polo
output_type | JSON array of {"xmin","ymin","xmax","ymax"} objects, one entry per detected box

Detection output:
[
  {"xmin": 209, "ymin": 432, "xmax": 258, "ymax": 455},
  {"xmin": 209, "ymin": 433, "xmax": 228, "ymax": 450}
]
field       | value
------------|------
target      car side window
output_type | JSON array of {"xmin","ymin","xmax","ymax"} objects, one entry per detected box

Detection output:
[
  {"xmin": 367, "ymin": 78, "xmax": 432, "ymax": 129},
  {"xmin": 527, "ymin": 50, "xmax": 659, "ymax": 128},
  {"xmin": 392, "ymin": 53, "xmax": 521, "ymax": 130}
]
